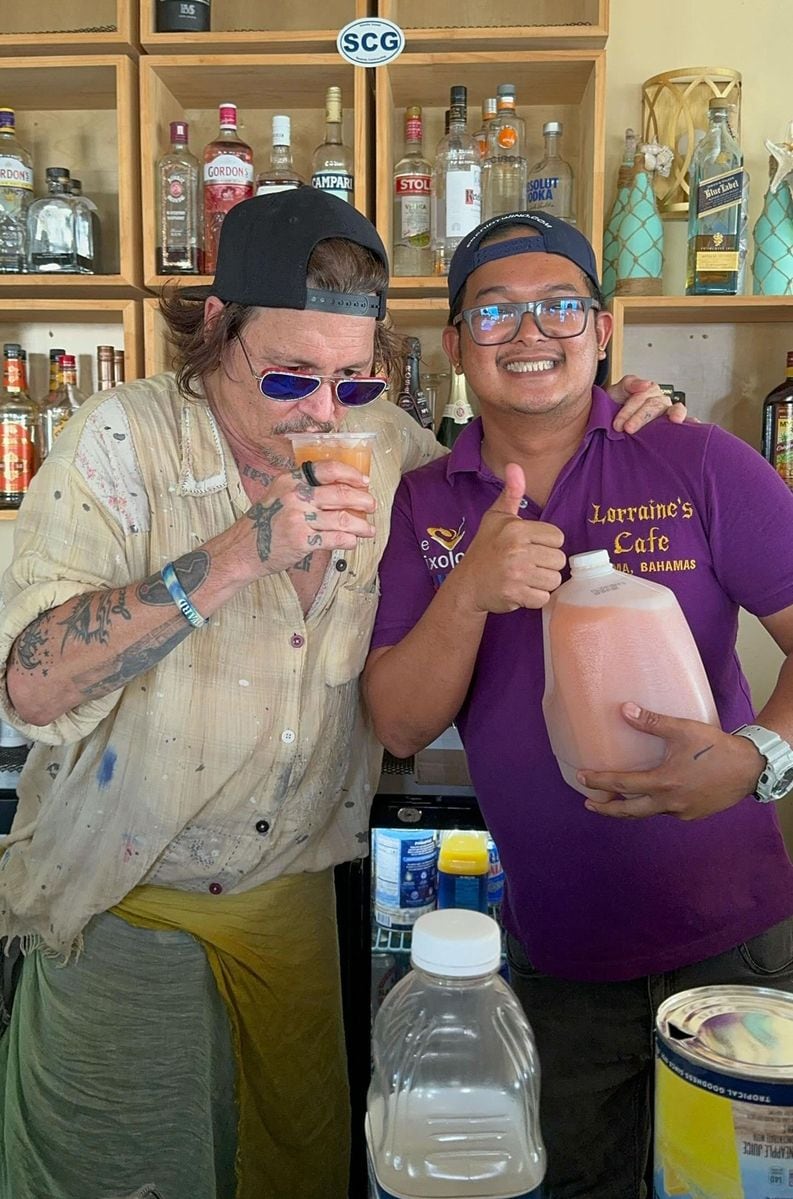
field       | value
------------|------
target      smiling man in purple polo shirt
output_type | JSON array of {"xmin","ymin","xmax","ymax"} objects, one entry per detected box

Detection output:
[{"xmin": 363, "ymin": 212, "xmax": 793, "ymax": 1199}]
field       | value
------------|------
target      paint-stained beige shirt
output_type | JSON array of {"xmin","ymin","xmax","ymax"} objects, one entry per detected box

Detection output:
[{"xmin": 0, "ymin": 372, "xmax": 442, "ymax": 953}]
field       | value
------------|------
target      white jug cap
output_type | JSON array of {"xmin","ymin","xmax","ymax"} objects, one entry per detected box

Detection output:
[
  {"xmin": 569, "ymin": 549, "xmax": 612, "ymax": 577},
  {"xmin": 410, "ymin": 909, "xmax": 501, "ymax": 977}
]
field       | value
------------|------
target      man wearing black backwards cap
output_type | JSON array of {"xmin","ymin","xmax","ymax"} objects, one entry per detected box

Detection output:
[
  {"xmin": 364, "ymin": 212, "xmax": 793, "ymax": 1198},
  {"xmin": 0, "ymin": 191, "xmax": 680, "ymax": 1199}
]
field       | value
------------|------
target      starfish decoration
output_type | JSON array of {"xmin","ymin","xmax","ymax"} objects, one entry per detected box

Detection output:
[{"xmin": 765, "ymin": 137, "xmax": 793, "ymax": 193}]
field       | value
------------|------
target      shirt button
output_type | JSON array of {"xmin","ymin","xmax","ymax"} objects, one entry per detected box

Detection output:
[
  {"xmin": 519, "ymin": 498, "xmax": 529, "ymax": 510},
  {"xmin": 290, "ymin": 633, "xmax": 305, "ymax": 648},
  {"xmin": 255, "ymin": 819, "xmax": 270, "ymax": 835},
  {"xmin": 281, "ymin": 729, "xmax": 296, "ymax": 744},
  {"xmin": 208, "ymin": 882, "xmax": 223, "ymax": 895},
  {"xmin": 335, "ymin": 559, "xmax": 347, "ymax": 573}
]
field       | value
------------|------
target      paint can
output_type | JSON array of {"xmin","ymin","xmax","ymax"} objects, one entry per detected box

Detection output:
[{"xmin": 654, "ymin": 984, "xmax": 793, "ymax": 1198}]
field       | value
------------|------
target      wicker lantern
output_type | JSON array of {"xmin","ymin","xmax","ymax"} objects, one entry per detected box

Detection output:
[{"xmin": 641, "ymin": 66, "xmax": 742, "ymax": 218}]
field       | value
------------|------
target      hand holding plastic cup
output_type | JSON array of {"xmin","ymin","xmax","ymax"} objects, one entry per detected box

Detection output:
[{"xmin": 288, "ymin": 431, "xmax": 376, "ymax": 516}]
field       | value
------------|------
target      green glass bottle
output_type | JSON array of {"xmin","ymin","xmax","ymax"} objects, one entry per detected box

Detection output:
[{"xmin": 437, "ymin": 371, "xmax": 476, "ymax": 448}]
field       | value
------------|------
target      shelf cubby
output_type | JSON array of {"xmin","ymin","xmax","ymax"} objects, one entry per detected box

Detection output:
[
  {"xmin": 0, "ymin": 0, "xmax": 139, "ymax": 56},
  {"xmin": 140, "ymin": 0, "xmax": 366, "ymax": 55}
]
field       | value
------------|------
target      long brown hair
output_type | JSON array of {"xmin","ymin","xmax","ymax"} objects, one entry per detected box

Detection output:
[{"xmin": 159, "ymin": 237, "xmax": 405, "ymax": 399}]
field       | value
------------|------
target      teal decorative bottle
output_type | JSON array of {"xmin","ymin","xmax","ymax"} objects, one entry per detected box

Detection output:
[
  {"xmin": 752, "ymin": 124, "xmax": 793, "ymax": 296},
  {"xmin": 615, "ymin": 153, "xmax": 664, "ymax": 295},
  {"xmin": 602, "ymin": 129, "xmax": 637, "ymax": 300}
]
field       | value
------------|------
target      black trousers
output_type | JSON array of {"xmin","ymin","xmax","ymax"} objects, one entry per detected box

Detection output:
[{"xmin": 506, "ymin": 916, "xmax": 793, "ymax": 1199}]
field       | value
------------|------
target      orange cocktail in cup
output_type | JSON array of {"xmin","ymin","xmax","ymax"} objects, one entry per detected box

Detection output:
[{"xmin": 289, "ymin": 431, "xmax": 376, "ymax": 514}]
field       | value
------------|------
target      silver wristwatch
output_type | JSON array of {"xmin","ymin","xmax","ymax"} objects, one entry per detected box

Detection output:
[{"xmin": 732, "ymin": 724, "xmax": 793, "ymax": 803}]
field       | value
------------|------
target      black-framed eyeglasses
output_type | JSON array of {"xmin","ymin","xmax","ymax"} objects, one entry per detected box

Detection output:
[
  {"xmin": 236, "ymin": 335, "xmax": 388, "ymax": 407},
  {"xmin": 453, "ymin": 297, "xmax": 601, "ymax": 346}
]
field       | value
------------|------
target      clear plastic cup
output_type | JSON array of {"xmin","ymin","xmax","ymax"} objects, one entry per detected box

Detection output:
[{"xmin": 288, "ymin": 431, "xmax": 376, "ymax": 515}]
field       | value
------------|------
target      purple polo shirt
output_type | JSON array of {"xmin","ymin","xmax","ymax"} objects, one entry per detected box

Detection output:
[{"xmin": 371, "ymin": 386, "xmax": 793, "ymax": 982}]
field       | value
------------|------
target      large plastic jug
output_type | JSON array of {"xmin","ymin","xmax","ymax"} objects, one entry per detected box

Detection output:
[
  {"xmin": 366, "ymin": 909, "xmax": 545, "ymax": 1198},
  {"xmin": 542, "ymin": 549, "xmax": 719, "ymax": 799},
  {"xmin": 436, "ymin": 829, "xmax": 490, "ymax": 914}
]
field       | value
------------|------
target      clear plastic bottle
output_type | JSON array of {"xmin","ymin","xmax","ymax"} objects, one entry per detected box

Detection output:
[
  {"xmin": 542, "ymin": 549, "xmax": 719, "ymax": 799},
  {"xmin": 526, "ymin": 121, "xmax": 575, "ymax": 224},
  {"xmin": 366, "ymin": 908, "xmax": 546, "ymax": 1198}
]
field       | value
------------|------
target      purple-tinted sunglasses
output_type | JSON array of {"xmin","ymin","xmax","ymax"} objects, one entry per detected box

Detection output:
[{"xmin": 237, "ymin": 335, "xmax": 388, "ymax": 407}]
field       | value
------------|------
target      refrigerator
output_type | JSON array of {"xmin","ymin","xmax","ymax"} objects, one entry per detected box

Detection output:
[{"xmin": 335, "ymin": 727, "xmax": 502, "ymax": 1196}]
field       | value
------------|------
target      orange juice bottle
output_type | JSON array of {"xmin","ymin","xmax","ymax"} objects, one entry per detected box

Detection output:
[
  {"xmin": 437, "ymin": 830, "xmax": 490, "ymax": 913},
  {"xmin": 542, "ymin": 549, "xmax": 719, "ymax": 800}
]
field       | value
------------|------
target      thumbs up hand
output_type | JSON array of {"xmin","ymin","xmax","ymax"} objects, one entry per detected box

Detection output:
[{"xmin": 457, "ymin": 464, "xmax": 566, "ymax": 614}]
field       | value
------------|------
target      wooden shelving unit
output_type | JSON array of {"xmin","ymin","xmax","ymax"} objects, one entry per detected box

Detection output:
[
  {"xmin": 380, "ymin": 0, "xmax": 609, "ymax": 50},
  {"xmin": 0, "ymin": 0, "xmax": 140, "ymax": 56}
]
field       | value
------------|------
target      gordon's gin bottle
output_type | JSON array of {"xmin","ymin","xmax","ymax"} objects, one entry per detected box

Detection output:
[
  {"xmin": 542, "ymin": 550, "xmax": 719, "ymax": 799},
  {"xmin": 202, "ymin": 103, "xmax": 253, "ymax": 274}
]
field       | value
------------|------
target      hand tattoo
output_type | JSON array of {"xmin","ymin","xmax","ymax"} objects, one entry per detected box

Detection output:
[
  {"xmin": 247, "ymin": 497, "xmax": 284, "ymax": 562},
  {"xmin": 241, "ymin": 463, "xmax": 274, "ymax": 486},
  {"xmin": 138, "ymin": 551, "xmax": 210, "ymax": 606},
  {"xmin": 293, "ymin": 554, "xmax": 313, "ymax": 572},
  {"xmin": 692, "ymin": 744, "xmax": 715, "ymax": 761}
]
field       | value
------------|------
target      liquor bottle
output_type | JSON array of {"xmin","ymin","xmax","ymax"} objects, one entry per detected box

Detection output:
[
  {"xmin": 526, "ymin": 121, "xmax": 575, "ymax": 223},
  {"xmin": 202, "ymin": 104, "xmax": 254, "ymax": 275},
  {"xmin": 68, "ymin": 179, "xmax": 99, "ymax": 274},
  {"xmin": 762, "ymin": 350, "xmax": 793, "ymax": 490},
  {"xmin": 0, "ymin": 344, "xmax": 37, "ymax": 508},
  {"xmin": 615, "ymin": 153, "xmax": 664, "ymax": 296},
  {"xmin": 97, "ymin": 345, "xmax": 115, "ymax": 391},
  {"xmin": 311, "ymin": 87, "xmax": 354, "ymax": 205},
  {"xmin": 27, "ymin": 168, "xmax": 83, "ymax": 274},
  {"xmin": 113, "ymin": 349, "xmax": 126, "ymax": 385},
  {"xmin": 752, "ymin": 121, "xmax": 793, "ymax": 296},
  {"xmin": 437, "ymin": 370, "xmax": 476, "ymax": 448},
  {"xmin": 395, "ymin": 337, "xmax": 434, "ymax": 429},
  {"xmin": 0, "ymin": 108, "xmax": 33, "ymax": 274},
  {"xmin": 156, "ymin": 120, "xmax": 200, "ymax": 274},
  {"xmin": 38, "ymin": 353, "xmax": 76, "ymax": 459},
  {"xmin": 41, "ymin": 347, "xmax": 66, "ymax": 403},
  {"xmin": 431, "ymin": 85, "xmax": 482, "ymax": 276},
  {"xmin": 686, "ymin": 99, "xmax": 746, "ymax": 296},
  {"xmin": 392, "ymin": 106, "xmax": 432, "ymax": 277},
  {"xmin": 482, "ymin": 83, "xmax": 527, "ymax": 221},
  {"xmin": 156, "ymin": 0, "xmax": 210, "ymax": 32},
  {"xmin": 601, "ymin": 128, "xmax": 638, "ymax": 300},
  {"xmin": 474, "ymin": 97, "xmax": 498, "ymax": 159},
  {"xmin": 55, "ymin": 354, "xmax": 87, "ymax": 410},
  {"xmin": 256, "ymin": 115, "xmax": 304, "ymax": 196}
]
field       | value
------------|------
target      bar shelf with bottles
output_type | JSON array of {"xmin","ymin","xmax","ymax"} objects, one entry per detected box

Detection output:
[
  {"xmin": 378, "ymin": 51, "xmax": 605, "ymax": 296},
  {"xmin": 140, "ymin": 55, "xmax": 369, "ymax": 289},
  {"xmin": 0, "ymin": 0, "xmax": 139, "ymax": 57},
  {"xmin": 0, "ymin": 56, "xmax": 142, "ymax": 295},
  {"xmin": 142, "ymin": 0, "xmax": 367, "ymax": 54},
  {"xmin": 379, "ymin": 0, "xmax": 609, "ymax": 50}
]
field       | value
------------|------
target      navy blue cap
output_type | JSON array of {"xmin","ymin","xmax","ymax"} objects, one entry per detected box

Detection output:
[{"xmin": 448, "ymin": 211, "xmax": 608, "ymax": 385}]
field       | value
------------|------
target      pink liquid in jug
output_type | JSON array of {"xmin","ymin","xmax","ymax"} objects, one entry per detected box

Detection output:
[{"xmin": 542, "ymin": 550, "xmax": 719, "ymax": 799}]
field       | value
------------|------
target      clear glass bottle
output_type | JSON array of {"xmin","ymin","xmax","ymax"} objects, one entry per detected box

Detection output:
[
  {"xmin": 474, "ymin": 97, "xmax": 498, "ymax": 159},
  {"xmin": 156, "ymin": 120, "xmax": 200, "ymax": 274},
  {"xmin": 38, "ymin": 353, "xmax": 76, "ymax": 459},
  {"xmin": 437, "ymin": 370, "xmax": 476, "ymax": 448},
  {"xmin": 96, "ymin": 345, "xmax": 115, "ymax": 391},
  {"xmin": 0, "ymin": 343, "xmax": 37, "ymax": 507},
  {"xmin": 762, "ymin": 350, "xmax": 793, "ymax": 490},
  {"xmin": 202, "ymin": 103, "xmax": 254, "ymax": 275},
  {"xmin": 256, "ymin": 115, "xmax": 305, "ymax": 196},
  {"xmin": 482, "ymin": 83, "xmax": 527, "ymax": 221},
  {"xmin": 686, "ymin": 99, "xmax": 746, "ymax": 296},
  {"xmin": 156, "ymin": 0, "xmax": 210, "ymax": 32},
  {"xmin": 311, "ymin": 87, "xmax": 354, "ymax": 205},
  {"xmin": 392, "ymin": 106, "xmax": 432, "ymax": 277},
  {"xmin": 27, "ymin": 167, "xmax": 83, "ymax": 273},
  {"xmin": 526, "ymin": 121, "xmax": 575, "ymax": 223},
  {"xmin": 431, "ymin": 85, "xmax": 482, "ymax": 276},
  {"xmin": 68, "ymin": 178, "xmax": 99, "ymax": 274},
  {"xmin": 395, "ymin": 337, "xmax": 433, "ymax": 428},
  {"xmin": 0, "ymin": 108, "xmax": 33, "ymax": 274}
]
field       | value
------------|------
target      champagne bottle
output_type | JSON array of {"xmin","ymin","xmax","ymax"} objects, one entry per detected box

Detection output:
[{"xmin": 437, "ymin": 371, "xmax": 476, "ymax": 448}]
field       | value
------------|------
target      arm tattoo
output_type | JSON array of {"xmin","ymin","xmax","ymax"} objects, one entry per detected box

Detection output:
[
  {"xmin": 59, "ymin": 593, "xmax": 114, "ymax": 652},
  {"xmin": 12, "ymin": 618, "xmax": 50, "ymax": 671},
  {"xmin": 72, "ymin": 618, "xmax": 192, "ymax": 699},
  {"xmin": 246, "ymin": 497, "xmax": 284, "ymax": 562},
  {"xmin": 137, "ymin": 550, "xmax": 210, "ymax": 606},
  {"xmin": 293, "ymin": 554, "xmax": 313, "ymax": 572}
]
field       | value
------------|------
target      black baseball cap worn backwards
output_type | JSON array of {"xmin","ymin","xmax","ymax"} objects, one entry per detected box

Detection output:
[
  {"xmin": 447, "ymin": 211, "xmax": 608, "ymax": 385},
  {"xmin": 180, "ymin": 188, "xmax": 389, "ymax": 320}
]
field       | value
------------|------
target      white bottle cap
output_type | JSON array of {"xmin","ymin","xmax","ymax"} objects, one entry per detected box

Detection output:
[
  {"xmin": 272, "ymin": 114, "xmax": 291, "ymax": 146},
  {"xmin": 569, "ymin": 549, "xmax": 613, "ymax": 577},
  {"xmin": 410, "ymin": 909, "xmax": 501, "ymax": 978}
]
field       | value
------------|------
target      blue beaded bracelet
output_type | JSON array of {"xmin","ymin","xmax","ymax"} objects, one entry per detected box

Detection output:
[{"xmin": 160, "ymin": 561, "xmax": 209, "ymax": 629}]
